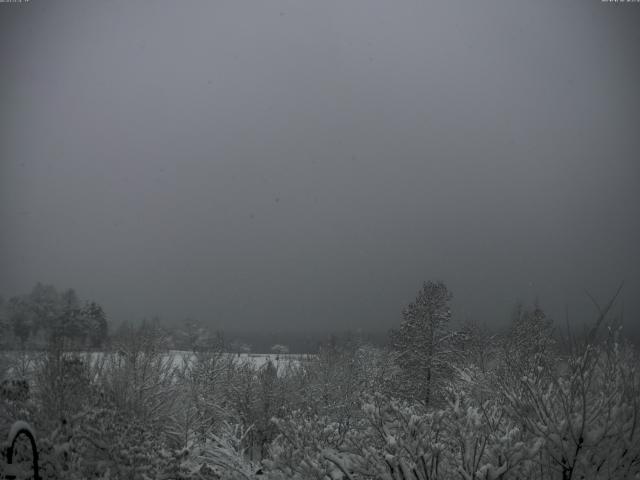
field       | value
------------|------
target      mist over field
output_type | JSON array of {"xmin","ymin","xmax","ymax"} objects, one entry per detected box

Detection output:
[{"xmin": 1, "ymin": 1, "xmax": 639, "ymax": 479}]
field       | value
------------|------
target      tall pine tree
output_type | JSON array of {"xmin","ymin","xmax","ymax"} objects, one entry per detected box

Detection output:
[{"xmin": 391, "ymin": 281, "xmax": 453, "ymax": 406}]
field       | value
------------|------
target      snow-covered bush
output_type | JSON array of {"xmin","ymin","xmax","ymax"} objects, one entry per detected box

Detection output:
[
  {"xmin": 501, "ymin": 340, "xmax": 640, "ymax": 479},
  {"xmin": 266, "ymin": 391, "xmax": 545, "ymax": 480},
  {"xmin": 33, "ymin": 345, "xmax": 94, "ymax": 423}
]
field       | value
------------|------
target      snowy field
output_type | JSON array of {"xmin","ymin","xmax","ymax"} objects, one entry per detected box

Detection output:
[
  {"xmin": 165, "ymin": 351, "xmax": 311, "ymax": 372},
  {"xmin": 1, "ymin": 350, "xmax": 311, "ymax": 378}
]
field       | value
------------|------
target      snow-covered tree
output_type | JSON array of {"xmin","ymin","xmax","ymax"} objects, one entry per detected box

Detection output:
[
  {"xmin": 506, "ymin": 301, "xmax": 554, "ymax": 366},
  {"xmin": 271, "ymin": 344, "xmax": 290, "ymax": 355},
  {"xmin": 5, "ymin": 283, "xmax": 108, "ymax": 349},
  {"xmin": 390, "ymin": 281, "xmax": 454, "ymax": 406},
  {"xmin": 81, "ymin": 301, "xmax": 108, "ymax": 348}
]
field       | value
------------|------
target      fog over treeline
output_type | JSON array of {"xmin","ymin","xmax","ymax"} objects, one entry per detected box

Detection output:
[{"xmin": 1, "ymin": 0, "xmax": 639, "ymax": 335}]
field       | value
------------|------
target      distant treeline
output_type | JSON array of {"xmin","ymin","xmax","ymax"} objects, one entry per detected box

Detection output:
[{"xmin": 1, "ymin": 281, "xmax": 637, "ymax": 353}]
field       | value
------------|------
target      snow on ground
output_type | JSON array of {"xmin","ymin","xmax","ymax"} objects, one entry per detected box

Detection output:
[{"xmin": 1, "ymin": 351, "xmax": 310, "ymax": 378}]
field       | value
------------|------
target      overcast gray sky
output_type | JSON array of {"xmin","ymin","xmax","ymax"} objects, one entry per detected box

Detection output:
[{"xmin": 1, "ymin": 0, "xmax": 639, "ymax": 332}]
